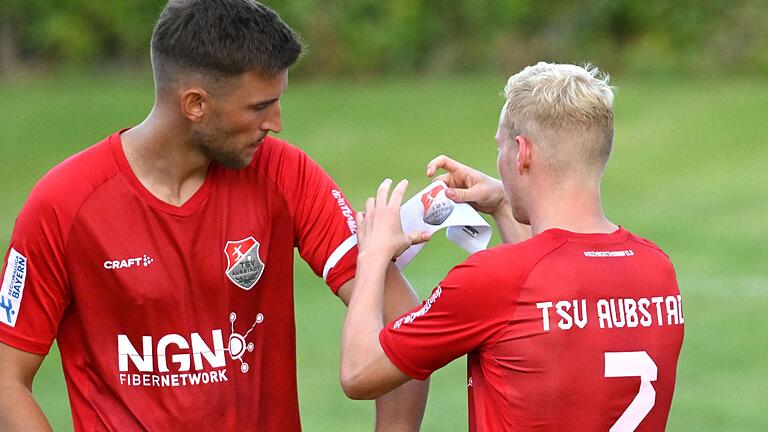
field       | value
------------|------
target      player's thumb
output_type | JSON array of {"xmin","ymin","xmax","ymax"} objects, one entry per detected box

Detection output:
[
  {"xmin": 446, "ymin": 187, "xmax": 472, "ymax": 203},
  {"xmin": 409, "ymin": 231, "xmax": 432, "ymax": 245}
]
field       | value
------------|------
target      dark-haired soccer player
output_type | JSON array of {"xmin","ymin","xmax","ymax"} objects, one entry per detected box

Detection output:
[
  {"xmin": 0, "ymin": 1, "xmax": 427, "ymax": 430},
  {"xmin": 341, "ymin": 63, "xmax": 684, "ymax": 431}
]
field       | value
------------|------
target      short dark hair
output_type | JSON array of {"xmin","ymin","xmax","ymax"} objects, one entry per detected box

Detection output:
[{"xmin": 151, "ymin": 0, "xmax": 303, "ymax": 90}]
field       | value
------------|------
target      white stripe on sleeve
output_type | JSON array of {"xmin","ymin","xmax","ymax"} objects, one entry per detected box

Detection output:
[{"xmin": 322, "ymin": 234, "xmax": 358, "ymax": 281}]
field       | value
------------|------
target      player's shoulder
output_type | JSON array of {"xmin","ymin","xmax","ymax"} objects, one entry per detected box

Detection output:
[
  {"xmin": 623, "ymin": 231, "xmax": 677, "ymax": 283},
  {"xmin": 248, "ymin": 135, "xmax": 333, "ymax": 191},
  {"xmin": 250, "ymin": 136, "xmax": 307, "ymax": 170},
  {"xmin": 20, "ymin": 132, "xmax": 120, "ymax": 224},
  {"xmin": 624, "ymin": 229, "xmax": 673, "ymax": 263},
  {"xmin": 476, "ymin": 232, "xmax": 568, "ymax": 267},
  {"xmin": 446, "ymin": 233, "xmax": 567, "ymax": 287},
  {"xmin": 254, "ymin": 134, "xmax": 292, "ymax": 153}
]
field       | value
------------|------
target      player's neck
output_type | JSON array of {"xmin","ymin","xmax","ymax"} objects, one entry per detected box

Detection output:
[
  {"xmin": 528, "ymin": 182, "xmax": 617, "ymax": 236},
  {"xmin": 121, "ymin": 108, "xmax": 211, "ymax": 207}
]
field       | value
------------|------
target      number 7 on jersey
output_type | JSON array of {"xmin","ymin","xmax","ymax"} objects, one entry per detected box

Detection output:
[{"xmin": 605, "ymin": 351, "xmax": 658, "ymax": 432}]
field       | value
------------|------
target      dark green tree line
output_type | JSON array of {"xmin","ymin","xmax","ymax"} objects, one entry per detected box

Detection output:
[{"xmin": 1, "ymin": 0, "xmax": 766, "ymax": 77}]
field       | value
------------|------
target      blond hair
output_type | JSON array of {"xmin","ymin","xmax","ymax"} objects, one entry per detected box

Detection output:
[{"xmin": 503, "ymin": 62, "xmax": 615, "ymax": 173}]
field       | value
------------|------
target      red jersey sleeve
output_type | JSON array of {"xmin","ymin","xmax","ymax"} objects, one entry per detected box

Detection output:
[
  {"xmin": 0, "ymin": 182, "xmax": 71, "ymax": 355},
  {"xmin": 257, "ymin": 138, "xmax": 358, "ymax": 293},
  {"xmin": 379, "ymin": 249, "xmax": 517, "ymax": 380}
]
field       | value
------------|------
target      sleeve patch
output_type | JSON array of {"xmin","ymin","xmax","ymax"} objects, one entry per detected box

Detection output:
[{"xmin": 0, "ymin": 248, "xmax": 28, "ymax": 328}]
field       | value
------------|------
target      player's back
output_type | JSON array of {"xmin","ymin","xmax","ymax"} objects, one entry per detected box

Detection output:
[{"xmin": 471, "ymin": 227, "xmax": 684, "ymax": 431}]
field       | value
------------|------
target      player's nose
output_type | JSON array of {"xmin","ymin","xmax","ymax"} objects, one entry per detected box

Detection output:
[{"xmin": 261, "ymin": 101, "xmax": 282, "ymax": 134}]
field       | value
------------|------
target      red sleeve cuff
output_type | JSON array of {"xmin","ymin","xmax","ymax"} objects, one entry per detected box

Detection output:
[
  {"xmin": 326, "ymin": 244, "xmax": 358, "ymax": 294},
  {"xmin": 327, "ymin": 266, "xmax": 356, "ymax": 295},
  {"xmin": 378, "ymin": 328, "xmax": 432, "ymax": 381},
  {"xmin": 0, "ymin": 329, "xmax": 53, "ymax": 356}
]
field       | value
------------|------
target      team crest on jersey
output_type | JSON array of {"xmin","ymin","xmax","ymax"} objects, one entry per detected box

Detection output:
[
  {"xmin": 224, "ymin": 237, "xmax": 265, "ymax": 290},
  {"xmin": 421, "ymin": 184, "xmax": 454, "ymax": 226}
]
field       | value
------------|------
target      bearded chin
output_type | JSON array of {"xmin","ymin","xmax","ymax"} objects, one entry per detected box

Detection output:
[{"xmin": 191, "ymin": 125, "xmax": 248, "ymax": 169}]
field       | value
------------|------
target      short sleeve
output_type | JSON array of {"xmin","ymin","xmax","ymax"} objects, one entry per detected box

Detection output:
[
  {"xmin": 0, "ymin": 190, "xmax": 71, "ymax": 355},
  {"xmin": 379, "ymin": 250, "xmax": 517, "ymax": 380},
  {"xmin": 259, "ymin": 139, "xmax": 358, "ymax": 293}
]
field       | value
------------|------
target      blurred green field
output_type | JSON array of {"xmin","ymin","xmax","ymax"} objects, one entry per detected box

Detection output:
[{"xmin": 1, "ymin": 73, "xmax": 766, "ymax": 431}]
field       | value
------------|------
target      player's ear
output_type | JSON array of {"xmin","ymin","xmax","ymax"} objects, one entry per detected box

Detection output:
[
  {"xmin": 515, "ymin": 135, "xmax": 532, "ymax": 174},
  {"xmin": 180, "ymin": 87, "xmax": 209, "ymax": 123}
]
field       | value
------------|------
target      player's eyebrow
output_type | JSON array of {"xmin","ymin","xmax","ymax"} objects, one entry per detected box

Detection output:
[{"xmin": 249, "ymin": 97, "xmax": 280, "ymax": 109}]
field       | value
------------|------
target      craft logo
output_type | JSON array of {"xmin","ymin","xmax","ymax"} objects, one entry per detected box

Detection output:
[
  {"xmin": 421, "ymin": 184, "xmax": 454, "ymax": 226},
  {"xmin": 104, "ymin": 254, "xmax": 154, "ymax": 270},
  {"xmin": 117, "ymin": 312, "xmax": 264, "ymax": 387},
  {"xmin": 224, "ymin": 237, "xmax": 265, "ymax": 290},
  {"xmin": 0, "ymin": 248, "xmax": 28, "ymax": 328}
]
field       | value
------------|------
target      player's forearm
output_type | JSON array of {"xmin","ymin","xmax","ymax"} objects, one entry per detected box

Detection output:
[
  {"xmin": 374, "ymin": 265, "xmax": 428, "ymax": 432},
  {"xmin": 493, "ymin": 205, "xmax": 532, "ymax": 244},
  {"xmin": 340, "ymin": 255, "xmax": 389, "ymax": 398},
  {"xmin": 0, "ymin": 383, "xmax": 52, "ymax": 431},
  {"xmin": 374, "ymin": 379, "xmax": 428, "ymax": 432}
]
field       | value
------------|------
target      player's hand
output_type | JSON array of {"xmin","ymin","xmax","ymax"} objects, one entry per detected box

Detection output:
[
  {"xmin": 356, "ymin": 179, "xmax": 430, "ymax": 263},
  {"xmin": 426, "ymin": 155, "xmax": 509, "ymax": 217}
]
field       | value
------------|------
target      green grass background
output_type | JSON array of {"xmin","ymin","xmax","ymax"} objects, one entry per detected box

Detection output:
[{"xmin": 1, "ymin": 73, "xmax": 766, "ymax": 430}]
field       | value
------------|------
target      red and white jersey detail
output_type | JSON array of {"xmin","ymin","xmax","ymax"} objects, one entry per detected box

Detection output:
[
  {"xmin": 380, "ymin": 228, "xmax": 684, "ymax": 432},
  {"xmin": 0, "ymin": 131, "xmax": 358, "ymax": 430}
]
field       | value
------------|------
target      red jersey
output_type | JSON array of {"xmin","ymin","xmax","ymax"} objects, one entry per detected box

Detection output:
[
  {"xmin": 0, "ymin": 131, "xmax": 359, "ymax": 431},
  {"xmin": 380, "ymin": 228, "xmax": 684, "ymax": 431}
]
